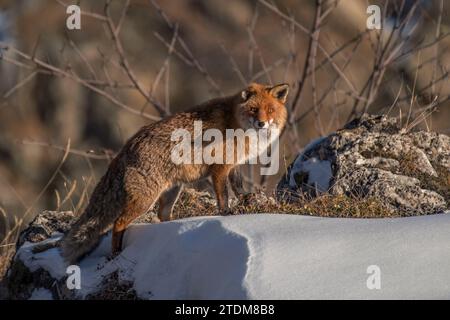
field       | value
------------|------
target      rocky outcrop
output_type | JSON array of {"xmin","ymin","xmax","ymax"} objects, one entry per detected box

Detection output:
[
  {"xmin": 4, "ymin": 210, "xmax": 139, "ymax": 300},
  {"xmin": 16, "ymin": 210, "xmax": 76, "ymax": 247},
  {"xmin": 277, "ymin": 114, "xmax": 450, "ymax": 215},
  {"xmin": 5, "ymin": 211, "xmax": 75, "ymax": 300}
]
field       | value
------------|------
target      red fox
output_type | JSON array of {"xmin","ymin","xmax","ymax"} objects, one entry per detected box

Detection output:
[{"xmin": 61, "ymin": 83, "xmax": 289, "ymax": 263}]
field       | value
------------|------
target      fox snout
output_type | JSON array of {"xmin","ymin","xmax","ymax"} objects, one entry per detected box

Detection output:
[{"xmin": 252, "ymin": 118, "xmax": 273, "ymax": 129}]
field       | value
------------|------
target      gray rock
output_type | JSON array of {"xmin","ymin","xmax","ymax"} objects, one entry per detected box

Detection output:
[
  {"xmin": 277, "ymin": 114, "xmax": 450, "ymax": 215},
  {"xmin": 5, "ymin": 211, "xmax": 76, "ymax": 300},
  {"xmin": 18, "ymin": 210, "xmax": 75, "ymax": 246}
]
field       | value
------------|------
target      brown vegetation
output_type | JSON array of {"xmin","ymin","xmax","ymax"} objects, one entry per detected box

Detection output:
[{"xmin": 139, "ymin": 187, "xmax": 397, "ymax": 222}]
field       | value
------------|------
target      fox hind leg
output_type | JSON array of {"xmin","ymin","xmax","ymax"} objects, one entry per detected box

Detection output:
[
  {"xmin": 158, "ymin": 184, "xmax": 183, "ymax": 222},
  {"xmin": 111, "ymin": 190, "xmax": 162, "ymax": 255}
]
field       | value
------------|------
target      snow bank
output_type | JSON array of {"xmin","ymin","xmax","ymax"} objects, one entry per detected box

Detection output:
[
  {"xmin": 18, "ymin": 213, "xmax": 450, "ymax": 299},
  {"xmin": 29, "ymin": 288, "xmax": 53, "ymax": 300}
]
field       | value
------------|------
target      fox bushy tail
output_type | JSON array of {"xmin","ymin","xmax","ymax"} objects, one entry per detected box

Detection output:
[
  {"xmin": 61, "ymin": 158, "xmax": 126, "ymax": 263},
  {"xmin": 60, "ymin": 204, "xmax": 118, "ymax": 263}
]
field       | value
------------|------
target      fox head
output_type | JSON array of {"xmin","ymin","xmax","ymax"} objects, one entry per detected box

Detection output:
[{"xmin": 236, "ymin": 83, "xmax": 289, "ymax": 131}]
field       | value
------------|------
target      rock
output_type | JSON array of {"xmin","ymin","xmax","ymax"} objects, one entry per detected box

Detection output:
[
  {"xmin": 4, "ymin": 210, "xmax": 141, "ymax": 300},
  {"xmin": 277, "ymin": 114, "xmax": 450, "ymax": 215},
  {"xmin": 17, "ymin": 211, "xmax": 76, "ymax": 246},
  {"xmin": 5, "ymin": 211, "xmax": 76, "ymax": 300}
]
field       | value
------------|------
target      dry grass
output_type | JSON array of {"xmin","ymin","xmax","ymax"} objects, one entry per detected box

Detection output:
[
  {"xmin": 0, "ymin": 206, "xmax": 20, "ymax": 283},
  {"xmin": 0, "ymin": 247, "xmax": 15, "ymax": 293},
  {"xmin": 85, "ymin": 271, "xmax": 139, "ymax": 300},
  {"xmin": 163, "ymin": 187, "xmax": 399, "ymax": 220}
]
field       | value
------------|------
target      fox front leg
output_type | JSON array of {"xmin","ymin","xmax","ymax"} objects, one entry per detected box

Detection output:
[
  {"xmin": 211, "ymin": 166, "xmax": 231, "ymax": 215},
  {"xmin": 228, "ymin": 167, "xmax": 247, "ymax": 197}
]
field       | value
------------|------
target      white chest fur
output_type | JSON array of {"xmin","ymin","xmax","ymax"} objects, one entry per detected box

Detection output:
[{"xmin": 240, "ymin": 127, "xmax": 280, "ymax": 165}]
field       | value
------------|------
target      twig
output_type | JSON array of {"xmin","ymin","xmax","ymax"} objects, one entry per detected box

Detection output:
[
  {"xmin": 104, "ymin": 0, "xmax": 167, "ymax": 117},
  {"xmin": 149, "ymin": 25, "xmax": 179, "ymax": 114},
  {"xmin": 149, "ymin": 0, "xmax": 222, "ymax": 95},
  {"xmin": 0, "ymin": 43, "xmax": 162, "ymax": 121},
  {"xmin": 1, "ymin": 139, "xmax": 72, "ymax": 246},
  {"xmin": 289, "ymin": 0, "xmax": 323, "ymax": 124},
  {"xmin": 18, "ymin": 139, "xmax": 115, "ymax": 160},
  {"xmin": 2, "ymin": 70, "xmax": 38, "ymax": 98}
]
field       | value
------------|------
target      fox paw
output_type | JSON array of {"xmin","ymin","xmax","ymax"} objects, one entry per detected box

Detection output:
[
  {"xmin": 107, "ymin": 250, "xmax": 122, "ymax": 261},
  {"xmin": 219, "ymin": 208, "xmax": 234, "ymax": 216}
]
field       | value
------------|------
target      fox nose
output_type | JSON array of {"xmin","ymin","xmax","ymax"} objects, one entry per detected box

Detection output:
[{"xmin": 256, "ymin": 121, "xmax": 266, "ymax": 128}]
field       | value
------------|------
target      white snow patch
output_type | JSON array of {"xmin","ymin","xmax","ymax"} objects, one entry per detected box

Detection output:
[
  {"xmin": 288, "ymin": 136, "xmax": 332, "ymax": 192},
  {"xmin": 289, "ymin": 157, "xmax": 332, "ymax": 192},
  {"xmin": 29, "ymin": 288, "xmax": 53, "ymax": 300},
  {"xmin": 18, "ymin": 212, "xmax": 450, "ymax": 299},
  {"xmin": 19, "ymin": 234, "xmax": 67, "ymax": 280}
]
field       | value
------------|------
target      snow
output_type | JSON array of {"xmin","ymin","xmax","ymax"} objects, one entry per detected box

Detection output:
[
  {"xmin": 28, "ymin": 288, "xmax": 53, "ymax": 300},
  {"xmin": 19, "ymin": 234, "xmax": 67, "ymax": 280},
  {"xmin": 288, "ymin": 137, "xmax": 333, "ymax": 192},
  {"xmin": 18, "ymin": 212, "xmax": 450, "ymax": 299},
  {"xmin": 289, "ymin": 157, "xmax": 332, "ymax": 192}
]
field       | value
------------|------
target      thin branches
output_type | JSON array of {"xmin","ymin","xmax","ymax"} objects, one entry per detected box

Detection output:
[
  {"xmin": 289, "ymin": 0, "xmax": 324, "ymax": 123},
  {"xmin": 149, "ymin": 0, "xmax": 223, "ymax": 95},
  {"xmin": 0, "ymin": 43, "xmax": 162, "ymax": 121},
  {"xmin": 18, "ymin": 139, "xmax": 115, "ymax": 160},
  {"xmin": 104, "ymin": 0, "xmax": 167, "ymax": 117}
]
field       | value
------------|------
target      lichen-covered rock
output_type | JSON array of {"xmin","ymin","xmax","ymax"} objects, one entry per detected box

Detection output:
[
  {"xmin": 5, "ymin": 211, "xmax": 77, "ymax": 300},
  {"xmin": 277, "ymin": 114, "xmax": 450, "ymax": 215},
  {"xmin": 18, "ymin": 211, "xmax": 76, "ymax": 246}
]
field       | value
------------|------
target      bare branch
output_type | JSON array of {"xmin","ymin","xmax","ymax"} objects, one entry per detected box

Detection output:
[
  {"xmin": 104, "ymin": 0, "xmax": 167, "ymax": 116},
  {"xmin": 18, "ymin": 139, "xmax": 115, "ymax": 160},
  {"xmin": 0, "ymin": 43, "xmax": 162, "ymax": 121}
]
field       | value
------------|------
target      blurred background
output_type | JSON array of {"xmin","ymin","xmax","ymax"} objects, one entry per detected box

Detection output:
[{"xmin": 0, "ymin": 0, "xmax": 449, "ymax": 248}]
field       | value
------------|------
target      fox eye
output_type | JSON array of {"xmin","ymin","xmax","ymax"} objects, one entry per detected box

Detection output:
[{"xmin": 250, "ymin": 107, "xmax": 258, "ymax": 113}]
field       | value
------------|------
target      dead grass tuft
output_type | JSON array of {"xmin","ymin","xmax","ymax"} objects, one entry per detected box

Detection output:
[
  {"xmin": 165, "ymin": 188, "xmax": 398, "ymax": 220},
  {"xmin": 85, "ymin": 271, "xmax": 139, "ymax": 300}
]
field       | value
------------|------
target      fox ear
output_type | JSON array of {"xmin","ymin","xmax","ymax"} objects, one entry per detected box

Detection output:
[
  {"xmin": 240, "ymin": 89, "xmax": 252, "ymax": 102},
  {"xmin": 270, "ymin": 84, "xmax": 289, "ymax": 103}
]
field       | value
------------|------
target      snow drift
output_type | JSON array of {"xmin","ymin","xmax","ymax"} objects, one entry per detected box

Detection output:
[{"xmin": 16, "ymin": 213, "xmax": 450, "ymax": 299}]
